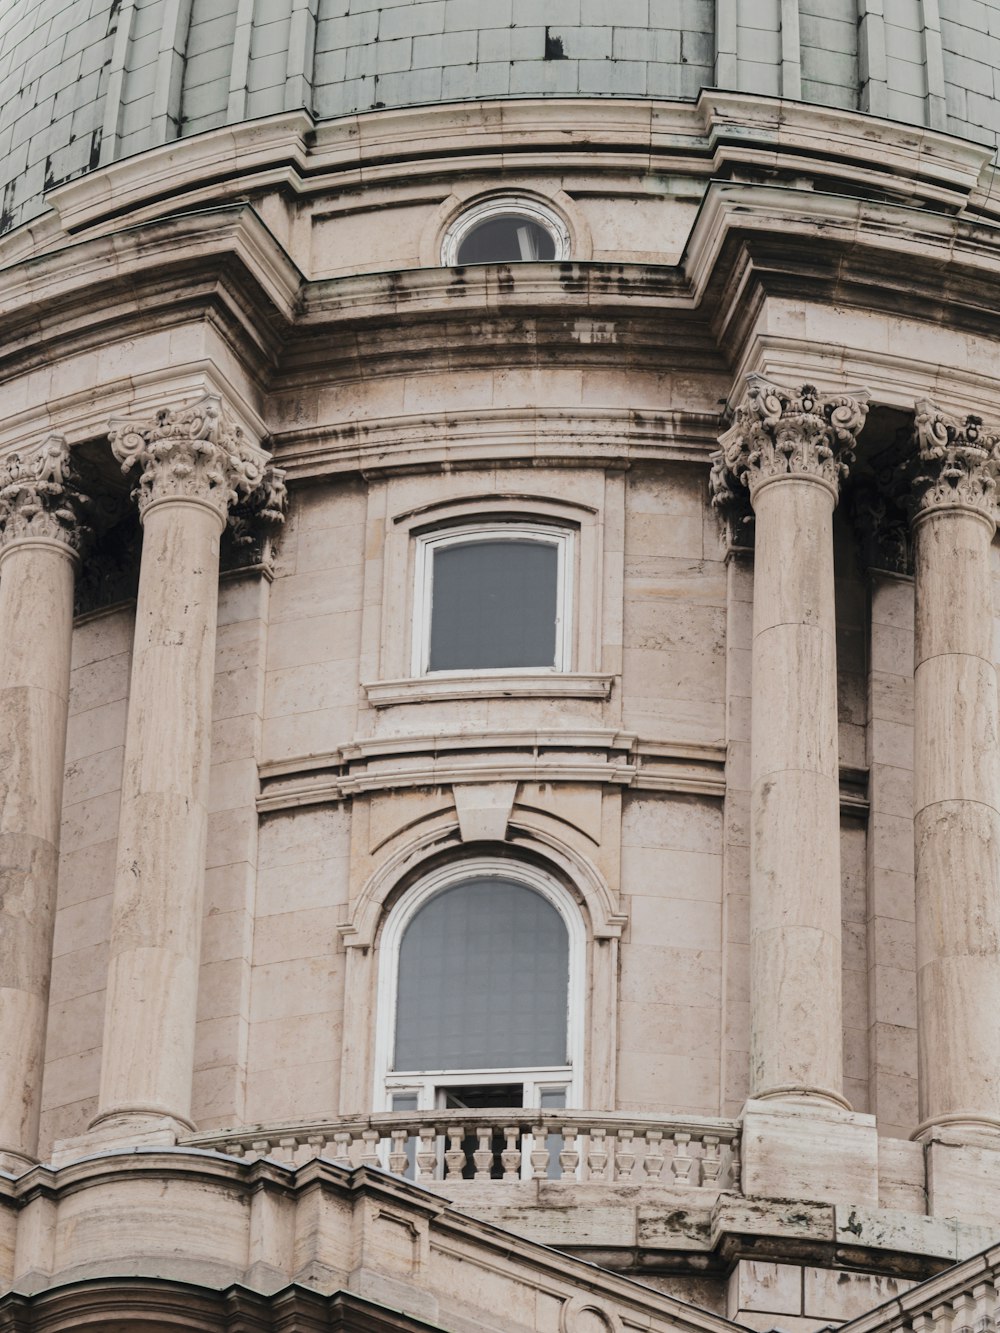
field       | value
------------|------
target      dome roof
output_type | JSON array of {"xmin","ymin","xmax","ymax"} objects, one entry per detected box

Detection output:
[{"xmin": 1, "ymin": 0, "xmax": 997, "ymax": 236}]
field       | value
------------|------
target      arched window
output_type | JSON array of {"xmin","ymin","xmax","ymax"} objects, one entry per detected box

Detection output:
[
  {"xmin": 376, "ymin": 859, "xmax": 584, "ymax": 1114},
  {"xmin": 441, "ymin": 197, "xmax": 570, "ymax": 266}
]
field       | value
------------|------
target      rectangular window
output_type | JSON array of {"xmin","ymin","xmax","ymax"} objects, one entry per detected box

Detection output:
[{"xmin": 413, "ymin": 524, "xmax": 572, "ymax": 675}]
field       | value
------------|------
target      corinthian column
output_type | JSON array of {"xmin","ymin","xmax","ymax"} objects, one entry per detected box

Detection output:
[
  {"xmin": 0, "ymin": 439, "xmax": 89, "ymax": 1170},
  {"xmin": 715, "ymin": 378, "xmax": 868, "ymax": 1106},
  {"xmin": 910, "ymin": 404, "xmax": 1000, "ymax": 1139},
  {"xmin": 92, "ymin": 396, "xmax": 284, "ymax": 1136}
]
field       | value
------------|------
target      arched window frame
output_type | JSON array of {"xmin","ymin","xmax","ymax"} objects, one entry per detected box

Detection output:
[
  {"xmin": 441, "ymin": 196, "xmax": 571, "ymax": 266},
  {"xmin": 411, "ymin": 520, "xmax": 575, "ymax": 677},
  {"xmin": 373, "ymin": 857, "xmax": 587, "ymax": 1112}
]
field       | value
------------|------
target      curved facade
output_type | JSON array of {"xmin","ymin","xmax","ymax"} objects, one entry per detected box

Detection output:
[
  {"xmin": 4, "ymin": 2, "xmax": 1000, "ymax": 1329},
  {"xmin": 3, "ymin": 0, "xmax": 1000, "ymax": 235}
]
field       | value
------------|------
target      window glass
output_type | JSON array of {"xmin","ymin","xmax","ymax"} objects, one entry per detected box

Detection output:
[
  {"xmin": 393, "ymin": 877, "xmax": 569, "ymax": 1072},
  {"xmin": 456, "ymin": 216, "xmax": 557, "ymax": 264},
  {"xmin": 429, "ymin": 538, "xmax": 558, "ymax": 672}
]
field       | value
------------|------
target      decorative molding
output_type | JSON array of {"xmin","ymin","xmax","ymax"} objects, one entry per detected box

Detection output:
[
  {"xmin": 257, "ymin": 732, "xmax": 728, "ymax": 811},
  {"xmin": 0, "ymin": 436, "xmax": 92, "ymax": 555},
  {"xmin": 109, "ymin": 394, "xmax": 287, "ymax": 528},
  {"xmin": 713, "ymin": 376, "xmax": 870, "ymax": 504},
  {"xmin": 911, "ymin": 400, "xmax": 1000, "ymax": 522},
  {"xmin": 364, "ymin": 672, "xmax": 614, "ymax": 708}
]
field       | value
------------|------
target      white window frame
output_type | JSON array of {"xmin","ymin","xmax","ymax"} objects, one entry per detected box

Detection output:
[
  {"xmin": 373, "ymin": 857, "xmax": 586, "ymax": 1115},
  {"xmin": 441, "ymin": 196, "xmax": 571, "ymax": 266},
  {"xmin": 411, "ymin": 522, "xmax": 574, "ymax": 678}
]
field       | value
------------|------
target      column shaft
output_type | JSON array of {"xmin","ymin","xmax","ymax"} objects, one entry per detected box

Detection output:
[
  {"xmin": 913, "ymin": 506, "xmax": 1000, "ymax": 1131},
  {"xmin": 0, "ymin": 540, "xmax": 76, "ymax": 1165},
  {"xmin": 95, "ymin": 498, "xmax": 224, "ymax": 1127},
  {"xmin": 750, "ymin": 477, "xmax": 845, "ymax": 1102}
]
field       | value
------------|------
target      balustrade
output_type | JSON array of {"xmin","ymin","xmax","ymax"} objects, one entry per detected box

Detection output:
[{"xmin": 185, "ymin": 1112, "xmax": 740, "ymax": 1190}]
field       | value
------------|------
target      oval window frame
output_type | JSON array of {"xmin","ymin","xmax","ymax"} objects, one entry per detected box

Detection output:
[{"xmin": 441, "ymin": 196, "xmax": 571, "ymax": 267}]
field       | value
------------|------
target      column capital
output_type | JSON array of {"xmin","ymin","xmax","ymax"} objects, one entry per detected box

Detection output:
[
  {"xmin": 0, "ymin": 436, "xmax": 91, "ymax": 556},
  {"xmin": 712, "ymin": 376, "xmax": 870, "ymax": 505},
  {"xmin": 911, "ymin": 400, "xmax": 1000, "ymax": 524},
  {"xmin": 109, "ymin": 394, "xmax": 286, "ymax": 527}
]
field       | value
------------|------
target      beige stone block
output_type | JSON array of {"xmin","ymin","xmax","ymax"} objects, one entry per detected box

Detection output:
[
  {"xmin": 196, "ymin": 958, "xmax": 250, "ymax": 1024},
  {"xmin": 265, "ymin": 609, "xmax": 364, "ymax": 671},
  {"xmin": 194, "ymin": 1013, "xmax": 247, "ymax": 1071},
  {"xmin": 870, "ymin": 763, "xmax": 914, "ymax": 821},
  {"xmin": 621, "ymin": 793, "xmax": 721, "ymax": 854},
  {"xmin": 870, "ymin": 623, "xmax": 914, "ymax": 677},
  {"xmin": 206, "ymin": 807, "xmax": 257, "ymax": 869},
  {"xmin": 245, "ymin": 1058, "xmax": 338, "ymax": 1123},
  {"xmin": 210, "ymin": 714, "xmax": 260, "ymax": 766},
  {"xmin": 619, "ymin": 943, "xmax": 722, "ymax": 1007},
  {"xmin": 69, "ymin": 654, "xmax": 131, "ymax": 714},
  {"xmin": 48, "ymin": 943, "xmax": 108, "ymax": 1003},
  {"xmin": 207, "ymin": 758, "xmax": 258, "ymax": 814},
  {"xmin": 255, "ymin": 855, "xmax": 350, "ymax": 918},
  {"xmin": 200, "ymin": 910, "xmax": 253, "ymax": 965},
  {"xmin": 70, "ymin": 610, "xmax": 134, "ymax": 670},
  {"xmin": 248, "ymin": 1012, "xmax": 342, "ymax": 1072},
  {"xmin": 56, "ymin": 839, "xmax": 117, "ymax": 909},
  {"xmin": 213, "ymin": 618, "xmax": 267, "ymax": 678},
  {"xmin": 619, "ymin": 1001, "xmax": 720, "ymax": 1057},
  {"xmin": 727, "ymin": 1260, "xmax": 801, "ymax": 1317},
  {"xmin": 60, "ymin": 790, "xmax": 122, "ymax": 853},
  {"xmin": 203, "ymin": 863, "xmax": 255, "ymax": 917},
  {"xmin": 265, "ymin": 658, "xmax": 359, "ymax": 718},
  {"xmin": 871, "ymin": 1071, "xmax": 919, "ymax": 1136},
  {"xmin": 869, "ymin": 866, "xmax": 915, "ymax": 923},
  {"xmin": 870, "ymin": 812, "xmax": 914, "ymax": 876},
  {"xmin": 833, "ymin": 1203, "xmax": 957, "ymax": 1259},
  {"xmin": 628, "ymin": 894, "xmax": 721, "ymax": 949},
  {"xmin": 870, "ymin": 965, "xmax": 916, "ymax": 1028},
  {"xmin": 741, "ymin": 1100, "xmax": 879, "ymax": 1207},
  {"xmin": 270, "ymin": 568, "xmax": 365, "ymax": 624},
  {"xmin": 249, "ymin": 958, "xmax": 340, "ymax": 1024},
  {"xmin": 64, "ymin": 699, "xmax": 129, "ymax": 764},
  {"xmin": 261, "ymin": 707, "xmax": 357, "ymax": 762},
  {"xmin": 40, "ymin": 1047, "xmax": 101, "ymax": 1110},
  {"xmin": 252, "ymin": 907, "xmax": 340, "ymax": 966},
  {"xmin": 871, "ymin": 1023, "xmax": 918, "ymax": 1080},
  {"xmin": 51, "ymin": 893, "xmax": 113, "ymax": 958},
  {"xmin": 45, "ymin": 990, "xmax": 105, "ymax": 1063},
  {"xmin": 63, "ymin": 746, "xmax": 124, "ymax": 806},
  {"xmin": 616, "ymin": 1049, "xmax": 719, "ymax": 1113},
  {"xmin": 878, "ymin": 1137, "xmax": 925, "ymax": 1212}
]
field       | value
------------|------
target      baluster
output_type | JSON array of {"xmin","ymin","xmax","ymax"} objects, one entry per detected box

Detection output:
[
  {"xmin": 615, "ymin": 1128, "xmax": 636, "ymax": 1180},
  {"xmin": 224, "ymin": 1141, "xmax": 245, "ymax": 1159},
  {"xmin": 304, "ymin": 1133, "xmax": 325, "ymax": 1164},
  {"xmin": 473, "ymin": 1126, "xmax": 494, "ymax": 1180},
  {"xmin": 672, "ymin": 1132, "xmax": 695, "ymax": 1184},
  {"xmin": 416, "ymin": 1127, "xmax": 437, "ymax": 1182},
  {"xmin": 389, "ymin": 1127, "xmax": 410, "ymax": 1176},
  {"xmin": 501, "ymin": 1125, "xmax": 521, "ymax": 1181},
  {"xmin": 644, "ymin": 1129, "xmax": 664, "ymax": 1181},
  {"xmin": 701, "ymin": 1135, "xmax": 722, "ymax": 1185},
  {"xmin": 360, "ymin": 1128, "xmax": 380, "ymax": 1169},
  {"xmin": 587, "ymin": 1127, "xmax": 608, "ymax": 1180},
  {"xmin": 332, "ymin": 1132, "xmax": 353, "ymax": 1169},
  {"xmin": 250, "ymin": 1139, "xmax": 270, "ymax": 1163},
  {"xmin": 445, "ymin": 1124, "xmax": 465, "ymax": 1180},
  {"xmin": 530, "ymin": 1124, "xmax": 550, "ymax": 1179},
  {"xmin": 728, "ymin": 1135, "xmax": 741, "ymax": 1191},
  {"xmin": 559, "ymin": 1126, "xmax": 579, "ymax": 1180},
  {"xmin": 277, "ymin": 1136, "xmax": 298, "ymax": 1164}
]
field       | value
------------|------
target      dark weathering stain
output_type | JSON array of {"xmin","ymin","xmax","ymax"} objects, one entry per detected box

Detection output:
[{"xmin": 544, "ymin": 28, "xmax": 567, "ymax": 59}]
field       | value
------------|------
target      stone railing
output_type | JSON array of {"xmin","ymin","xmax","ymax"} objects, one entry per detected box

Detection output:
[{"xmin": 185, "ymin": 1111, "xmax": 741, "ymax": 1190}]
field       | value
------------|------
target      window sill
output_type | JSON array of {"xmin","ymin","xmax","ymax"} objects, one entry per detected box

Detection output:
[{"xmin": 363, "ymin": 672, "xmax": 614, "ymax": 708}]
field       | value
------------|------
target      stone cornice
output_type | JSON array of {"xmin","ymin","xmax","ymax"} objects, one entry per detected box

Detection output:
[{"xmin": 0, "ymin": 436, "xmax": 91, "ymax": 555}]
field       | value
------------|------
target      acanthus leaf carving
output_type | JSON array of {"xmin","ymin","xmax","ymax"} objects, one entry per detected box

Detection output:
[
  {"xmin": 0, "ymin": 435, "xmax": 92, "ymax": 554},
  {"xmin": 712, "ymin": 376, "xmax": 870, "ymax": 504},
  {"xmin": 108, "ymin": 394, "xmax": 285, "ymax": 528},
  {"xmin": 911, "ymin": 400, "xmax": 1000, "ymax": 520}
]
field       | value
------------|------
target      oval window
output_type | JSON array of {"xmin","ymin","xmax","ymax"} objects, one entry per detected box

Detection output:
[{"xmin": 442, "ymin": 198, "xmax": 569, "ymax": 266}]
